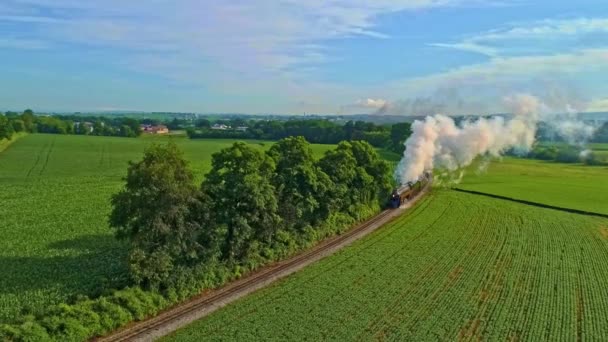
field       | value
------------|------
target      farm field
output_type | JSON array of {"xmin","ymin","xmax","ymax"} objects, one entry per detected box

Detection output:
[
  {"xmin": 457, "ymin": 157, "xmax": 608, "ymax": 215},
  {"xmin": 165, "ymin": 190, "xmax": 608, "ymax": 341},
  {"xmin": 0, "ymin": 134, "xmax": 336, "ymax": 322}
]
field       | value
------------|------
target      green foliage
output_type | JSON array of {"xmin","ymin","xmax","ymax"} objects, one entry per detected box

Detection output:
[
  {"xmin": 267, "ymin": 136, "xmax": 333, "ymax": 230},
  {"xmin": 162, "ymin": 190, "xmax": 608, "ymax": 341},
  {"xmin": 189, "ymin": 119, "xmax": 408, "ymax": 150},
  {"xmin": 582, "ymin": 151, "xmax": 608, "ymax": 166},
  {"xmin": 390, "ymin": 122, "xmax": 411, "ymax": 153},
  {"xmin": 0, "ymin": 115, "xmax": 15, "ymax": 140},
  {"xmin": 555, "ymin": 147, "xmax": 581, "ymax": 163},
  {"xmin": 35, "ymin": 116, "xmax": 72, "ymax": 134},
  {"xmin": 592, "ymin": 122, "xmax": 608, "ymax": 142},
  {"xmin": 318, "ymin": 141, "xmax": 392, "ymax": 214},
  {"xmin": 11, "ymin": 120, "xmax": 25, "ymax": 133},
  {"xmin": 21, "ymin": 109, "xmax": 35, "ymax": 133},
  {"xmin": 109, "ymin": 143, "xmax": 201, "ymax": 286},
  {"xmin": 202, "ymin": 142, "xmax": 281, "ymax": 261}
]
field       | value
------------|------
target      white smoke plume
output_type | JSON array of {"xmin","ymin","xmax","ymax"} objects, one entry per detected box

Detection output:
[{"xmin": 395, "ymin": 93, "xmax": 599, "ymax": 185}]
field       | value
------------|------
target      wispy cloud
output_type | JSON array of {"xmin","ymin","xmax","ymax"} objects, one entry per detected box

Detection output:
[
  {"xmin": 381, "ymin": 48, "xmax": 608, "ymax": 114},
  {"xmin": 431, "ymin": 17, "xmax": 608, "ymax": 56},
  {"xmin": 587, "ymin": 98, "xmax": 608, "ymax": 112},
  {"xmin": 0, "ymin": 0, "xmax": 487, "ymax": 78}
]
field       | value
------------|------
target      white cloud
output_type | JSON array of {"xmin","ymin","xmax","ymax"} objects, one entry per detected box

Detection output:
[
  {"xmin": 432, "ymin": 17, "xmax": 608, "ymax": 56},
  {"xmin": 379, "ymin": 49, "xmax": 608, "ymax": 114},
  {"xmin": 0, "ymin": 0, "xmax": 485, "ymax": 77},
  {"xmin": 587, "ymin": 98, "xmax": 608, "ymax": 112},
  {"xmin": 354, "ymin": 98, "xmax": 389, "ymax": 109}
]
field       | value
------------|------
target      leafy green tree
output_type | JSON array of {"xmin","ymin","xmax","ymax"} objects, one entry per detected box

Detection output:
[
  {"xmin": 109, "ymin": 143, "xmax": 201, "ymax": 285},
  {"xmin": 4, "ymin": 111, "xmax": 18, "ymax": 119},
  {"xmin": 119, "ymin": 125, "xmax": 134, "ymax": 137},
  {"xmin": 318, "ymin": 141, "xmax": 392, "ymax": 214},
  {"xmin": 0, "ymin": 115, "xmax": 14, "ymax": 140},
  {"xmin": 93, "ymin": 121, "xmax": 104, "ymax": 136},
  {"xmin": 21, "ymin": 109, "xmax": 35, "ymax": 132},
  {"xmin": 390, "ymin": 122, "xmax": 412, "ymax": 153},
  {"xmin": 76, "ymin": 122, "xmax": 90, "ymax": 135},
  {"xmin": 349, "ymin": 140, "xmax": 394, "ymax": 205},
  {"xmin": 202, "ymin": 142, "xmax": 280, "ymax": 262},
  {"xmin": 11, "ymin": 119, "xmax": 25, "ymax": 133},
  {"xmin": 195, "ymin": 119, "xmax": 211, "ymax": 129},
  {"xmin": 267, "ymin": 136, "xmax": 333, "ymax": 231},
  {"xmin": 122, "ymin": 118, "xmax": 142, "ymax": 136},
  {"xmin": 317, "ymin": 142, "xmax": 362, "ymax": 213}
]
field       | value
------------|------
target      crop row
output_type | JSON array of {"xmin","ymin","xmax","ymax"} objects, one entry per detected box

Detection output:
[{"xmin": 164, "ymin": 190, "xmax": 608, "ymax": 341}]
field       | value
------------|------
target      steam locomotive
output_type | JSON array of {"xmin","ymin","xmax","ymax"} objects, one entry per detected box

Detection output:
[{"xmin": 389, "ymin": 171, "xmax": 431, "ymax": 209}]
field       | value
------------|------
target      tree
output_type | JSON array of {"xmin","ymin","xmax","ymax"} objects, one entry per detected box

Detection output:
[
  {"xmin": 349, "ymin": 140, "xmax": 394, "ymax": 205},
  {"xmin": 109, "ymin": 143, "xmax": 201, "ymax": 285},
  {"xmin": 267, "ymin": 136, "xmax": 333, "ymax": 231},
  {"xmin": 119, "ymin": 125, "xmax": 134, "ymax": 137},
  {"xmin": 21, "ymin": 109, "xmax": 35, "ymax": 133},
  {"xmin": 317, "ymin": 142, "xmax": 362, "ymax": 213},
  {"xmin": 0, "ymin": 115, "xmax": 15, "ymax": 140},
  {"xmin": 121, "ymin": 118, "xmax": 142, "ymax": 136},
  {"xmin": 318, "ymin": 141, "xmax": 392, "ymax": 214},
  {"xmin": 11, "ymin": 119, "xmax": 25, "ymax": 133},
  {"xmin": 202, "ymin": 142, "xmax": 280, "ymax": 262},
  {"xmin": 195, "ymin": 119, "xmax": 211, "ymax": 129},
  {"xmin": 390, "ymin": 122, "xmax": 412, "ymax": 153},
  {"xmin": 92, "ymin": 121, "xmax": 104, "ymax": 136}
]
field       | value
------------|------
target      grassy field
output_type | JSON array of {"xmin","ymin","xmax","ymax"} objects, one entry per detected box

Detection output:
[
  {"xmin": 456, "ymin": 157, "xmax": 608, "ymax": 215},
  {"xmin": 0, "ymin": 134, "xmax": 336, "ymax": 322},
  {"xmin": 0, "ymin": 133, "xmax": 27, "ymax": 153},
  {"xmin": 165, "ymin": 190, "xmax": 608, "ymax": 341}
]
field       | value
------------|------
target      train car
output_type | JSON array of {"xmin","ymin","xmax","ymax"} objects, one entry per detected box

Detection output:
[{"xmin": 389, "ymin": 173, "xmax": 431, "ymax": 208}]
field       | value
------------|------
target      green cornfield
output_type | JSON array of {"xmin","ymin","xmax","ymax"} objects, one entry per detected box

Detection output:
[
  {"xmin": 165, "ymin": 190, "xmax": 608, "ymax": 341},
  {"xmin": 458, "ymin": 157, "xmax": 608, "ymax": 215},
  {"xmin": 0, "ymin": 133, "xmax": 336, "ymax": 323}
]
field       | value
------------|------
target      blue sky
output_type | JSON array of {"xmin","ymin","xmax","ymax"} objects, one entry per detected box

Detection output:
[{"xmin": 1, "ymin": 0, "xmax": 608, "ymax": 114}]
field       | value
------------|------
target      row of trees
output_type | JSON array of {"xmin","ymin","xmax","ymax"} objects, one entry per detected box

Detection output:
[
  {"xmin": 525, "ymin": 145, "xmax": 608, "ymax": 165},
  {"xmin": 0, "ymin": 109, "xmax": 35, "ymax": 140},
  {"xmin": 110, "ymin": 137, "xmax": 393, "ymax": 286},
  {"xmin": 0, "ymin": 110, "xmax": 143, "ymax": 139},
  {"xmin": 536, "ymin": 121, "xmax": 608, "ymax": 143},
  {"xmin": 187, "ymin": 119, "xmax": 412, "ymax": 153}
]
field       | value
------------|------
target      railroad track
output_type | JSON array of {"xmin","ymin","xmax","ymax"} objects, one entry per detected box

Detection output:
[{"xmin": 98, "ymin": 184, "xmax": 430, "ymax": 342}]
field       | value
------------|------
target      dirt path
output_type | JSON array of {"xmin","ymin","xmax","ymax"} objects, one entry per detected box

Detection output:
[{"xmin": 97, "ymin": 184, "xmax": 432, "ymax": 342}]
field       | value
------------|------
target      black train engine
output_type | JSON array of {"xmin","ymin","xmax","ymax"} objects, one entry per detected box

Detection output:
[{"xmin": 389, "ymin": 172, "xmax": 431, "ymax": 208}]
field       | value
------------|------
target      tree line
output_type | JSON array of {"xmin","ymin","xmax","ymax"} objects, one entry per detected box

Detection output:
[
  {"xmin": 110, "ymin": 137, "xmax": 393, "ymax": 286},
  {"xmin": 187, "ymin": 119, "xmax": 412, "ymax": 153},
  {"xmin": 521, "ymin": 145, "xmax": 608, "ymax": 166},
  {"xmin": 0, "ymin": 110, "xmax": 143, "ymax": 139},
  {"xmin": 0, "ymin": 109, "xmax": 36, "ymax": 140}
]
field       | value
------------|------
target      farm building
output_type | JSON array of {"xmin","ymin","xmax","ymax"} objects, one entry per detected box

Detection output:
[
  {"xmin": 141, "ymin": 124, "xmax": 169, "ymax": 134},
  {"xmin": 211, "ymin": 123, "xmax": 230, "ymax": 130}
]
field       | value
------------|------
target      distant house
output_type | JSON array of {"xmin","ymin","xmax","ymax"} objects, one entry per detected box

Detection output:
[
  {"xmin": 140, "ymin": 124, "xmax": 169, "ymax": 134},
  {"xmin": 211, "ymin": 124, "xmax": 230, "ymax": 130},
  {"xmin": 74, "ymin": 121, "xmax": 94, "ymax": 133},
  {"xmin": 235, "ymin": 126, "xmax": 248, "ymax": 132}
]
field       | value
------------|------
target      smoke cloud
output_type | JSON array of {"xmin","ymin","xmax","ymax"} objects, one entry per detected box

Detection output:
[{"xmin": 395, "ymin": 93, "xmax": 598, "ymax": 185}]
